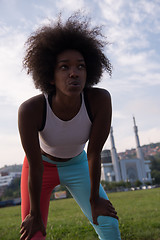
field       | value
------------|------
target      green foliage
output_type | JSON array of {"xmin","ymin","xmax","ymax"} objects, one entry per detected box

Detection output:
[
  {"xmin": 0, "ymin": 188, "xmax": 160, "ymax": 239},
  {"xmin": 101, "ymin": 180, "xmax": 132, "ymax": 192},
  {"xmin": 151, "ymin": 170, "xmax": 160, "ymax": 184},
  {"xmin": 150, "ymin": 157, "xmax": 160, "ymax": 184},
  {"xmin": 134, "ymin": 180, "xmax": 142, "ymax": 187},
  {"xmin": 151, "ymin": 158, "xmax": 160, "ymax": 171},
  {"xmin": 149, "ymin": 142, "xmax": 160, "ymax": 149}
]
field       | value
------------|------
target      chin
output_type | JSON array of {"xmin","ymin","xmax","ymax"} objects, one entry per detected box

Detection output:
[{"xmin": 67, "ymin": 89, "xmax": 83, "ymax": 97}]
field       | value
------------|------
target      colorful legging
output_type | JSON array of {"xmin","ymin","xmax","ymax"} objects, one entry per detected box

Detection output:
[{"xmin": 21, "ymin": 150, "xmax": 121, "ymax": 240}]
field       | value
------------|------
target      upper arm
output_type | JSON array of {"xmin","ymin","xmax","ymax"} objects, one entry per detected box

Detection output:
[
  {"xmin": 87, "ymin": 88, "xmax": 112, "ymax": 157},
  {"xmin": 18, "ymin": 95, "xmax": 45, "ymax": 168}
]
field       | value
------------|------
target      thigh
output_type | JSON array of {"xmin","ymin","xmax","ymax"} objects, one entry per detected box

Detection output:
[
  {"xmin": 58, "ymin": 153, "xmax": 109, "ymax": 221},
  {"xmin": 58, "ymin": 153, "xmax": 92, "ymax": 220}
]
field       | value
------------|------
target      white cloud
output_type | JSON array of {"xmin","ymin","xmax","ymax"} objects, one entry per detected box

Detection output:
[
  {"xmin": 123, "ymin": 97, "xmax": 160, "ymax": 121},
  {"xmin": 98, "ymin": 0, "xmax": 124, "ymax": 25},
  {"xmin": 55, "ymin": 0, "xmax": 85, "ymax": 12},
  {"xmin": 0, "ymin": 26, "xmax": 39, "ymax": 106},
  {"xmin": 112, "ymin": 110, "xmax": 127, "ymax": 120}
]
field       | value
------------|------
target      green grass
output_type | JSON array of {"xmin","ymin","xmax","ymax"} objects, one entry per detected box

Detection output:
[{"xmin": 0, "ymin": 188, "xmax": 160, "ymax": 240}]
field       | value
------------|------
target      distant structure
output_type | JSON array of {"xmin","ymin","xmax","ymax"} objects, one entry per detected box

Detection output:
[
  {"xmin": 101, "ymin": 117, "xmax": 152, "ymax": 183},
  {"xmin": 110, "ymin": 127, "xmax": 121, "ymax": 182},
  {"xmin": 0, "ymin": 172, "xmax": 21, "ymax": 188},
  {"xmin": 0, "ymin": 171, "xmax": 21, "ymax": 197}
]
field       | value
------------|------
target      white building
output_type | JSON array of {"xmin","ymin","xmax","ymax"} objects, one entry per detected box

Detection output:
[
  {"xmin": 101, "ymin": 117, "xmax": 152, "ymax": 183},
  {"xmin": 0, "ymin": 172, "xmax": 21, "ymax": 188}
]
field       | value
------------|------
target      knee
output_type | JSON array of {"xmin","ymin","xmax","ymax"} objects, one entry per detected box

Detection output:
[
  {"xmin": 98, "ymin": 215, "xmax": 119, "ymax": 227},
  {"xmin": 94, "ymin": 216, "xmax": 121, "ymax": 240}
]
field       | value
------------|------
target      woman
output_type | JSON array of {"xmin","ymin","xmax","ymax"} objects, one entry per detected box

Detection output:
[{"xmin": 18, "ymin": 13, "xmax": 121, "ymax": 240}]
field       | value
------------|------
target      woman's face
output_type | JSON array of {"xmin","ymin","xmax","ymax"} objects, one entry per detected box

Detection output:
[{"xmin": 52, "ymin": 49, "xmax": 87, "ymax": 97}]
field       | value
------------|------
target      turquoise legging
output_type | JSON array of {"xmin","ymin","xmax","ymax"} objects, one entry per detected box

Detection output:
[{"xmin": 21, "ymin": 150, "xmax": 121, "ymax": 239}]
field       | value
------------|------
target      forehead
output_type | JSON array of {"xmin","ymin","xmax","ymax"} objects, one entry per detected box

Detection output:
[{"xmin": 57, "ymin": 49, "xmax": 85, "ymax": 62}]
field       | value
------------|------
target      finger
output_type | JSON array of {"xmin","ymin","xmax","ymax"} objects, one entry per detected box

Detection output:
[
  {"xmin": 20, "ymin": 218, "xmax": 28, "ymax": 228},
  {"xmin": 107, "ymin": 204, "xmax": 117, "ymax": 214},
  {"xmin": 20, "ymin": 222, "xmax": 24, "ymax": 229},
  {"xmin": 106, "ymin": 201, "xmax": 115, "ymax": 210},
  {"xmin": 41, "ymin": 226, "xmax": 46, "ymax": 236},
  {"xmin": 107, "ymin": 207, "xmax": 117, "ymax": 215},
  {"xmin": 20, "ymin": 230, "xmax": 28, "ymax": 240},
  {"xmin": 107, "ymin": 210, "xmax": 117, "ymax": 216},
  {"xmin": 108, "ymin": 213, "xmax": 119, "ymax": 220},
  {"xmin": 92, "ymin": 216, "xmax": 98, "ymax": 225},
  {"xmin": 20, "ymin": 227, "xmax": 25, "ymax": 235},
  {"xmin": 26, "ymin": 233, "xmax": 32, "ymax": 240},
  {"xmin": 113, "ymin": 214, "xmax": 119, "ymax": 220},
  {"xmin": 106, "ymin": 200, "xmax": 113, "ymax": 206}
]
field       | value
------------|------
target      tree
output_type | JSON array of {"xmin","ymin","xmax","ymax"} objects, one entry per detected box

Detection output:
[
  {"xmin": 150, "ymin": 156, "xmax": 160, "ymax": 184},
  {"xmin": 134, "ymin": 180, "xmax": 142, "ymax": 187},
  {"xmin": 101, "ymin": 180, "xmax": 131, "ymax": 192},
  {"xmin": 150, "ymin": 158, "xmax": 160, "ymax": 171},
  {"xmin": 151, "ymin": 170, "xmax": 160, "ymax": 184}
]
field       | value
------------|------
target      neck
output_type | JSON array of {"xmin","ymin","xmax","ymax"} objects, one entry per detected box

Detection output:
[
  {"xmin": 51, "ymin": 93, "xmax": 82, "ymax": 121},
  {"xmin": 54, "ymin": 93, "xmax": 81, "ymax": 108}
]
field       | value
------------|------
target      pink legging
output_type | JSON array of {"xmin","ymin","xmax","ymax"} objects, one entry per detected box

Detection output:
[{"xmin": 21, "ymin": 156, "xmax": 60, "ymax": 239}]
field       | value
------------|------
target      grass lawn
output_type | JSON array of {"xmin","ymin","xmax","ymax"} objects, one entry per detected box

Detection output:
[{"xmin": 0, "ymin": 188, "xmax": 160, "ymax": 240}]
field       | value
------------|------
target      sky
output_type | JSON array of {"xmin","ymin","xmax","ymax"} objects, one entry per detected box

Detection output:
[{"xmin": 0, "ymin": 0, "xmax": 160, "ymax": 168}]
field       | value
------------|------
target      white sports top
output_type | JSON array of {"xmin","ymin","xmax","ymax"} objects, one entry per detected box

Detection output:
[{"xmin": 39, "ymin": 93, "xmax": 92, "ymax": 158}]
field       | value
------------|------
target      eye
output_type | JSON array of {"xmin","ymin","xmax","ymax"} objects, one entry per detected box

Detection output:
[
  {"xmin": 78, "ymin": 64, "xmax": 86, "ymax": 70},
  {"xmin": 57, "ymin": 64, "xmax": 69, "ymax": 71},
  {"xmin": 60, "ymin": 64, "xmax": 68, "ymax": 70}
]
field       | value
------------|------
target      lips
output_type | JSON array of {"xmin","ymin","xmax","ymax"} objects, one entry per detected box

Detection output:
[{"xmin": 68, "ymin": 80, "xmax": 80, "ymax": 86}]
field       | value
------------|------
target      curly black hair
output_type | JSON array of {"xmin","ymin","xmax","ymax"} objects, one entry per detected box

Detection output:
[{"xmin": 23, "ymin": 13, "xmax": 112, "ymax": 94}]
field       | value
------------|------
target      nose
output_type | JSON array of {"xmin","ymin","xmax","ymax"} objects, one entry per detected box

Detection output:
[{"xmin": 69, "ymin": 68, "xmax": 78, "ymax": 78}]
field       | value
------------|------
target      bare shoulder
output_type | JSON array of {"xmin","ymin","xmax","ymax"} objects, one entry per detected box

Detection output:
[
  {"xmin": 86, "ymin": 87, "xmax": 111, "ymax": 117},
  {"xmin": 87, "ymin": 87, "xmax": 111, "ymax": 102},
  {"xmin": 18, "ymin": 94, "xmax": 45, "ymax": 131},
  {"xmin": 18, "ymin": 94, "xmax": 45, "ymax": 116}
]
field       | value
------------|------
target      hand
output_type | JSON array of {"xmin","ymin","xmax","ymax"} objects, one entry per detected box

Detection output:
[
  {"xmin": 90, "ymin": 197, "xmax": 119, "ymax": 225},
  {"xmin": 20, "ymin": 214, "xmax": 46, "ymax": 240}
]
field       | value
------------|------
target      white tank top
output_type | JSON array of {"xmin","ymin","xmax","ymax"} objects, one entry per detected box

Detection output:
[{"xmin": 39, "ymin": 93, "xmax": 92, "ymax": 158}]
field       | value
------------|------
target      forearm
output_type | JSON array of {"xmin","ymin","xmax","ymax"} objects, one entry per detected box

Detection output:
[
  {"xmin": 87, "ymin": 152, "xmax": 101, "ymax": 202},
  {"xmin": 28, "ymin": 165, "xmax": 44, "ymax": 216}
]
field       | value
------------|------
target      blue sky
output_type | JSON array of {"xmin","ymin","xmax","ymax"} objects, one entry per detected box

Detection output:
[{"xmin": 0, "ymin": 0, "xmax": 160, "ymax": 168}]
